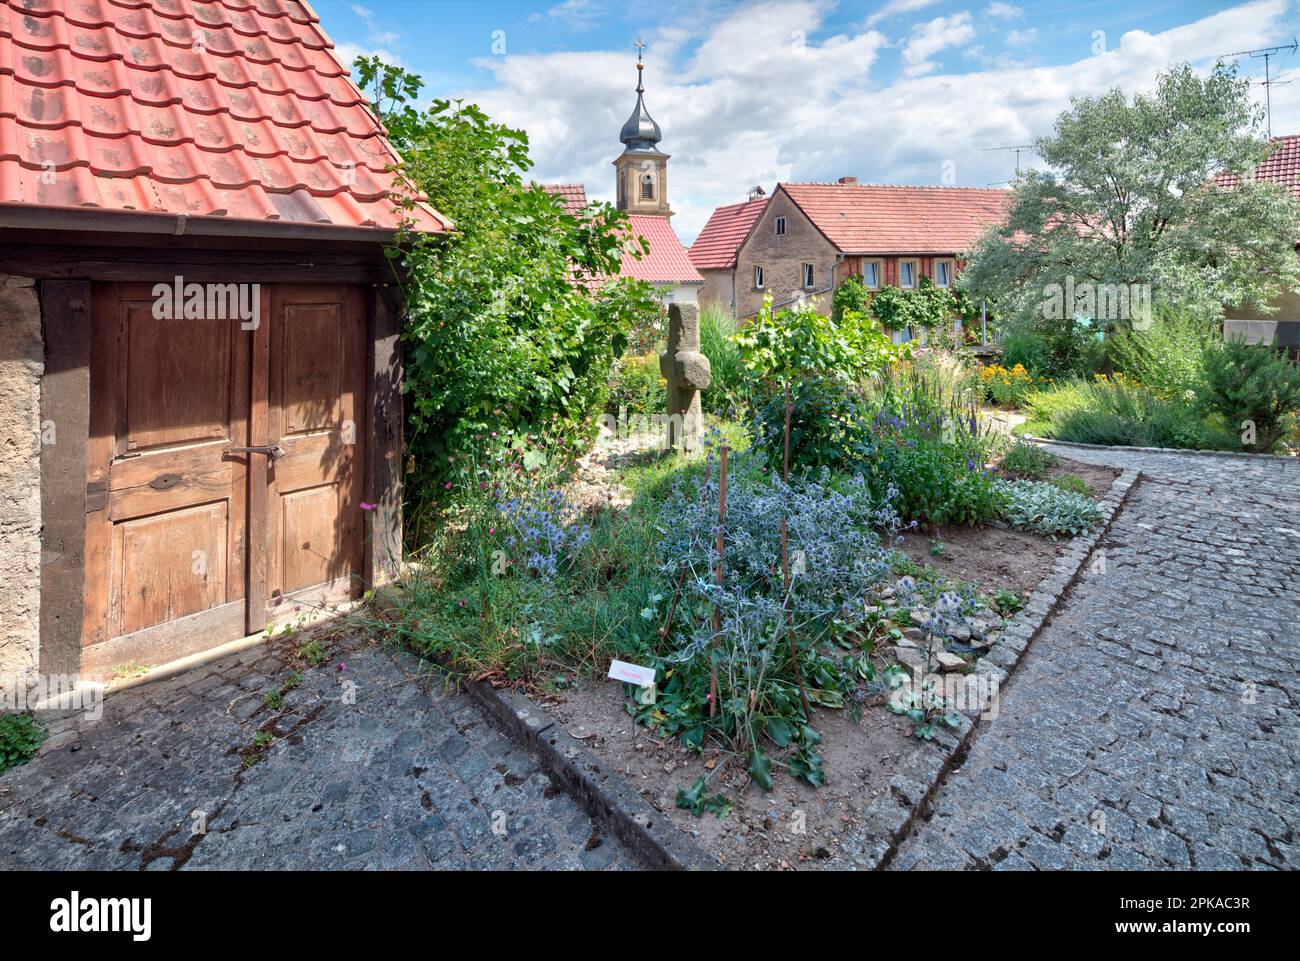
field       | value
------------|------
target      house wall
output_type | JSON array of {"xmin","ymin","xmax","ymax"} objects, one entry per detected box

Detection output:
[
  {"xmin": 735, "ymin": 191, "xmax": 840, "ymax": 318},
  {"xmin": 0, "ymin": 274, "xmax": 43, "ymax": 699},
  {"xmin": 697, "ymin": 268, "xmax": 734, "ymax": 312},
  {"xmin": 1224, "ymin": 289, "xmax": 1300, "ymax": 347}
]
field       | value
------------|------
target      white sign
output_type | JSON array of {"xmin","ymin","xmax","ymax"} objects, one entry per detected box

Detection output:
[{"xmin": 608, "ymin": 659, "xmax": 656, "ymax": 688}]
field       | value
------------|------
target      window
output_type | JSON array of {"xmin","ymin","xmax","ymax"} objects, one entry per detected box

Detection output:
[
  {"xmin": 802, "ymin": 263, "xmax": 815, "ymax": 289},
  {"xmin": 862, "ymin": 261, "xmax": 880, "ymax": 289},
  {"xmin": 640, "ymin": 174, "xmax": 655, "ymax": 200},
  {"xmin": 775, "ymin": 217, "xmax": 787, "ymax": 236},
  {"xmin": 899, "ymin": 260, "xmax": 917, "ymax": 288},
  {"xmin": 754, "ymin": 265, "xmax": 765, "ymax": 289},
  {"xmin": 935, "ymin": 260, "xmax": 953, "ymax": 288}
]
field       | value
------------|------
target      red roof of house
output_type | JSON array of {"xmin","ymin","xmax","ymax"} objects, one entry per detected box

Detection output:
[
  {"xmin": 0, "ymin": 0, "xmax": 447, "ymax": 235},
  {"xmin": 1215, "ymin": 135, "xmax": 1300, "ymax": 199},
  {"xmin": 542, "ymin": 183, "xmax": 588, "ymax": 217},
  {"xmin": 780, "ymin": 182, "xmax": 1008, "ymax": 255},
  {"xmin": 620, "ymin": 213, "xmax": 703, "ymax": 285},
  {"xmin": 689, "ymin": 196, "xmax": 767, "ymax": 270}
]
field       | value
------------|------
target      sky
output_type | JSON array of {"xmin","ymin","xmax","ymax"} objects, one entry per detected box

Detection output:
[{"xmin": 319, "ymin": 0, "xmax": 1300, "ymax": 242}]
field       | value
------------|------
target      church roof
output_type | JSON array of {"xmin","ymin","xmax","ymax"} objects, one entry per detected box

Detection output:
[
  {"xmin": 690, "ymin": 196, "xmax": 769, "ymax": 270},
  {"xmin": 780, "ymin": 182, "xmax": 1009, "ymax": 255},
  {"xmin": 619, "ymin": 55, "xmax": 662, "ymax": 151},
  {"xmin": 620, "ymin": 214, "xmax": 703, "ymax": 285}
]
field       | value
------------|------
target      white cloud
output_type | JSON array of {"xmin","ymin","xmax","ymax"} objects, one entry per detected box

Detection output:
[
  {"xmin": 335, "ymin": 42, "xmax": 403, "ymax": 70},
  {"xmin": 455, "ymin": 0, "xmax": 1296, "ymax": 243},
  {"xmin": 983, "ymin": 2, "xmax": 1022, "ymax": 19},
  {"xmin": 1005, "ymin": 27, "xmax": 1038, "ymax": 46},
  {"xmin": 902, "ymin": 13, "xmax": 977, "ymax": 77},
  {"xmin": 530, "ymin": 0, "xmax": 607, "ymax": 30},
  {"xmin": 864, "ymin": 0, "xmax": 943, "ymax": 28}
]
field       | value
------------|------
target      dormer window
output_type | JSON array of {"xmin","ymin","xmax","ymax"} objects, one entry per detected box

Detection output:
[{"xmin": 640, "ymin": 174, "xmax": 655, "ymax": 200}]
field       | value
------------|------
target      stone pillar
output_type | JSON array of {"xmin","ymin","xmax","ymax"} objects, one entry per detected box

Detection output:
[
  {"xmin": 0, "ymin": 275, "xmax": 43, "ymax": 702},
  {"xmin": 659, "ymin": 303, "xmax": 711, "ymax": 451}
]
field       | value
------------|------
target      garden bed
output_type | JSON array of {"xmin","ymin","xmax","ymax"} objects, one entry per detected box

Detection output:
[
  {"xmin": 530, "ymin": 454, "xmax": 1112, "ymax": 870},
  {"xmin": 897, "ymin": 455, "xmax": 1118, "ymax": 598}
]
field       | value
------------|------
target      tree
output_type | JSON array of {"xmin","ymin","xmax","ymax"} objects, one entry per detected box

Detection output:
[
  {"xmin": 352, "ymin": 58, "xmax": 661, "ymax": 521},
  {"xmin": 961, "ymin": 63, "xmax": 1300, "ymax": 331}
]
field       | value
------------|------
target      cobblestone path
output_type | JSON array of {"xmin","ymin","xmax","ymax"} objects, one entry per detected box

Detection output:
[
  {"xmin": 0, "ymin": 632, "xmax": 640, "ymax": 871},
  {"xmin": 892, "ymin": 447, "xmax": 1300, "ymax": 870}
]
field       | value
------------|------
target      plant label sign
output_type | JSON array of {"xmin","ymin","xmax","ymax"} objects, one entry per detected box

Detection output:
[{"xmin": 608, "ymin": 660, "xmax": 656, "ymax": 688}]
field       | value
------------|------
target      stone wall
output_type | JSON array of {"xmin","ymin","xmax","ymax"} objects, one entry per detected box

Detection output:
[
  {"xmin": 734, "ymin": 190, "xmax": 840, "ymax": 319},
  {"xmin": 0, "ymin": 274, "xmax": 42, "ymax": 698}
]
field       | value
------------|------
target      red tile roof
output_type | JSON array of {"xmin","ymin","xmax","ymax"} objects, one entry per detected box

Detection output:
[
  {"xmin": 1215, "ymin": 135, "xmax": 1300, "ymax": 199},
  {"xmin": 541, "ymin": 182, "xmax": 588, "ymax": 217},
  {"xmin": 689, "ymin": 196, "xmax": 767, "ymax": 270},
  {"xmin": 619, "ymin": 213, "xmax": 703, "ymax": 285},
  {"xmin": 780, "ymin": 182, "xmax": 1008, "ymax": 255},
  {"xmin": 0, "ymin": 0, "xmax": 447, "ymax": 235}
]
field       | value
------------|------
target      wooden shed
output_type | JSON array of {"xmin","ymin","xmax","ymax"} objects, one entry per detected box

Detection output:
[{"xmin": 0, "ymin": 0, "xmax": 447, "ymax": 687}]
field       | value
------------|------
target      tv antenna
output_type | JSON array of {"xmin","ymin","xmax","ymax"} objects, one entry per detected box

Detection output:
[
  {"xmin": 1219, "ymin": 39, "xmax": 1298, "ymax": 137},
  {"xmin": 982, "ymin": 144, "xmax": 1035, "ymax": 181}
]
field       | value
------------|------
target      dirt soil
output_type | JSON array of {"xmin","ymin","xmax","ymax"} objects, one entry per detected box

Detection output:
[{"xmin": 546, "ymin": 680, "xmax": 918, "ymax": 870}]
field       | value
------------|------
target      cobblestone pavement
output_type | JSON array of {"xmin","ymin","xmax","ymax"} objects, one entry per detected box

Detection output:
[
  {"xmin": 892, "ymin": 447, "xmax": 1300, "ymax": 870},
  {"xmin": 0, "ymin": 631, "xmax": 640, "ymax": 871}
]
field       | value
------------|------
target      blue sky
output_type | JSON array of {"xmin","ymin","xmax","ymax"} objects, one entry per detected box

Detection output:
[{"xmin": 320, "ymin": 1, "xmax": 1300, "ymax": 240}]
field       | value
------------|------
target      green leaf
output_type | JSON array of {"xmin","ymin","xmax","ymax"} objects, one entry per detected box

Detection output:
[{"xmin": 747, "ymin": 749, "xmax": 774, "ymax": 792}]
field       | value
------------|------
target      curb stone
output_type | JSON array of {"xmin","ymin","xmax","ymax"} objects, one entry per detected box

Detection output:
[
  {"xmin": 837, "ymin": 466, "xmax": 1142, "ymax": 870},
  {"xmin": 1023, "ymin": 434, "xmax": 1293, "ymax": 462},
  {"xmin": 465, "ymin": 681, "xmax": 721, "ymax": 871}
]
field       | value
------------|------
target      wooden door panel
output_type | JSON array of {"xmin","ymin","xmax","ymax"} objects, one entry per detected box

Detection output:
[
  {"xmin": 85, "ymin": 283, "xmax": 250, "ymax": 652},
  {"xmin": 122, "ymin": 302, "xmax": 232, "ymax": 452},
  {"xmin": 114, "ymin": 501, "xmax": 229, "ymax": 635},
  {"xmin": 85, "ymin": 281, "xmax": 368, "ymax": 662},
  {"xmin": 265, "ymin": 286, "xmax": 366, "ymax": 617}
]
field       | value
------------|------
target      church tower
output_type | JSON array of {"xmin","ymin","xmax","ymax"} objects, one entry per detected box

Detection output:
[{"xmin": 614, "ymin": 42, "xmax": 672, "ymax": 219}]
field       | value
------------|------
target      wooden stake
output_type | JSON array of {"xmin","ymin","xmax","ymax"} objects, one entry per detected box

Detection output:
[
  {"xmin": 709, "ymin": 445, "xmax": 729, "ymax": 717},
  {"xmin": 782, "ymin": 382, "xmax": 812, "ymax": 719}
]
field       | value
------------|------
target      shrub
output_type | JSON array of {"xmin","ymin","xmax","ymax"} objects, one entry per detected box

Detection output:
[
  {"xmin": 356, "ymin": 59, "xmax": 663, "ymax": 526},
  {"xmin": 1001, "ymin": 330, "xmax": 1053, "ymax": 375},
  {"xmin": 654, "ymin": 447, "xmax": 897, "ymax": 788},
  {"xmin": 1108, "ymin": 309, "xmax": 1222, "ymax": 397},
  {"xmin": 831, "ymin": 274, "xmax": 869, "ymax": 324},
  {"xmin": 755, "ymin": 378, "xmax": 875, "ymax": 475},
  {"xmin": 0, "ymin": 713, "xmax": 46, "ymax": 773},
  {"xmin": 996, "ymin": 480, "xmax": 1102, "ymax": 537},
  {"xmin": 1199, "ymin": 339, "xmax": 1300, "ymax": 452},
  {"xmin": 699, "ymin": 307, "xmax": 747, "ymax": 416},
  {"xmin": 999, "ymin": 440, "xmax": 1059, "ymax": 479},
  {"xmin": 862, "ymin": 366, "xmax": 1005, "ymax": 526},
  {"xmin": 607, "ymin": 352, "xmax": 665, "ymax": 416},
  {"xmin": 1025, "ymin": 376, "xmax": 1237, "ymax": 451},
  {"xmin": 980, "ymin": 363, "xmax": 1041, "ymax": 407}
]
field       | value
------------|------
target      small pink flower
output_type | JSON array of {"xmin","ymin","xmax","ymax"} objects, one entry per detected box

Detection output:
[
  {"xmin": 488, "ymin": 527, "xmax": 496, "ymax": 535},
  {"xmin": 360, "ymin": 502, "xmax": 377, "ymax": 511},
  {"xmin": 444, "ymin": 482, "xmax": 453, "ymax": 490},
  {"xmin": 458, "ymin": 599, "xmax": 467, "ymax": 607},
  {"xmin": 338, "ymin": 662, "xmax": 347, "ymax": 672}
]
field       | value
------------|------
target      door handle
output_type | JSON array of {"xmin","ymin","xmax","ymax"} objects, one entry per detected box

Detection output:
[{"xmin": 224, "ymin": 445, "xmax": 287, "ymax": 462}]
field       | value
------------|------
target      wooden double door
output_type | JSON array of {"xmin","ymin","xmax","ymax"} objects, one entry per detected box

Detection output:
[{"xmin": 83, "ymin": 283, "xmax": 367, "ymax": 669}]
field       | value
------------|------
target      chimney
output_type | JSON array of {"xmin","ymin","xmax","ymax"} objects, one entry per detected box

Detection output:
[{"xmin": 838, "ymin": 176, "xmax": 858, "ymax": 185}]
